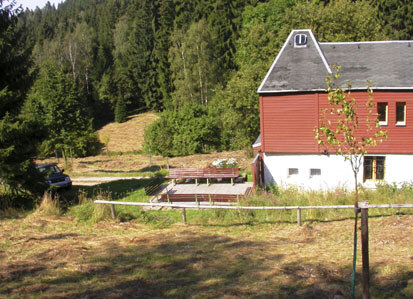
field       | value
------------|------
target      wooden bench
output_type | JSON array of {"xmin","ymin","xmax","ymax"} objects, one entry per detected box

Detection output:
[
  {"xmin": 166, "ymin": 168, "xmax": 239, "ymax": 185},
  {"xmin": 204, "ymin": 168, "xmax": 239, "ymax": 185},
  {"xmin": 144, "ymin": 178, "xmax": 163, "ymax": 196},
  {"xmin": 160, "ymin": 193, "xmax": 242, "ymax": 203},
  {"xmin": 167, "ymin": 168, "xmax": 205, "ymax": 185}
]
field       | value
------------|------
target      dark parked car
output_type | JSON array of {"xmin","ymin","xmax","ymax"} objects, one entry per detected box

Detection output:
[{"xmin": 36, "ymin": 163, "xmax": 72, "ymax": 189}]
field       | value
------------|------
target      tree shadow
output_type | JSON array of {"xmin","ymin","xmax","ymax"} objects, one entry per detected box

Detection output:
[{"xmin": 138, "ymin": 165, "xmax": 162, "ymax": 172}]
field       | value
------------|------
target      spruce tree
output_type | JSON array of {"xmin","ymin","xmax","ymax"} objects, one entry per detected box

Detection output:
[
  {"xmin": 114, "ymin": 96, "xmax": 127, "ymax": 123},
  {"xmin": 0, "ymin": 1, "xmax": 46, "ymax": 202}
]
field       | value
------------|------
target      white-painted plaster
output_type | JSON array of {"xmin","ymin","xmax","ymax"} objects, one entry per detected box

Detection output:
[{"xmin": 263, "ymin": 153, "xmax": 413, "ymax": 190}]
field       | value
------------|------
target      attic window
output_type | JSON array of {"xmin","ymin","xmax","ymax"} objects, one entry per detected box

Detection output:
[{"xmin": 294, "ymin": 34, "xmax": 307, "ymax": 47}]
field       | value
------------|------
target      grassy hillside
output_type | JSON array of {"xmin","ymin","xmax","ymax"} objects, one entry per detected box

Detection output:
[{"xmin": 97, "ymin": 112, "xmax": 159, "ymax": 153}]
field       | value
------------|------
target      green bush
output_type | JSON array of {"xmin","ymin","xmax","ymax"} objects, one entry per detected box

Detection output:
[{"xmin": 144, "ymin": 104, "xmax": 220, "ymax": 156}]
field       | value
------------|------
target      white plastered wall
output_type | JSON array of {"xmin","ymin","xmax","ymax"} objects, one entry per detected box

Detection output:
[{"xmin": 263, "ymin": 153, "xmax": 413, "ymax": 190}]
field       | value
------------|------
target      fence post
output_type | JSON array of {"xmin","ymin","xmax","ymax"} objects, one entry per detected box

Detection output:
[
  {"xmin": 110, "ymin": 204, "xmax": 116, "ymax": 219},
  {"xmin": 297, "ymin": 208, "xmax": 302, "ymax": 226},
  {"xmin": 182, "ymin": 208, "xmax": 187, "ymax": 224},
  {"xmin": 360, "ymin": 201, "xmax": 370, "ymax": 299}
]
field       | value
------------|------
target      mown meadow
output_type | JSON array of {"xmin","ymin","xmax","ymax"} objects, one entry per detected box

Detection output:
[{"xmin": 1, "ymin": 182, "xmax": 412, "ymax": 298}]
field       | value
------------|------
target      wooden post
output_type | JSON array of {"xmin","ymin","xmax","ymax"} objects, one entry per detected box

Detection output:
[
  {"xmin": 110, "ymin": 204, "xmax": 116, "ymax": 219},
  {"xmin": 167, "ymin": 193, "xmax": 170, "ymax": 204},
  {"xmin": 209, "ymin": 194, "xmax": 212, "ymax": 205},
  {"xmin": 297, "ymin": 208, "xmax": 302, "ymax": 226},
  {"xmin": 360, "ymin": 201, "xmax": 370, "ymax": 299},
  {"xmin": 182, "ymin": 208, "xmax": 187, "ymax": 224}
]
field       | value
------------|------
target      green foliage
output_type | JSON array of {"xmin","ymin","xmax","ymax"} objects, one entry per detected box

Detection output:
[
  {"xmin": 0, "ymin": 114, "xmax": 46, "ymax": 195},
  {"xmin": 372, "ymin": 0, "xmax": 413, "ymax": 40},
  {"xmin": 144, "ymin": 104, "xmax": 220, "ymax": 156},
  {"xmin": 0, "ymin": 1, "xmax": 46, "ymax": 205},
  {"xmin": 169, "ymin": 19, "xmax": 218, "ymax": 108},
  {"xmin": 23, "ymin": 62, "xmax": 100, "ymax": 157},
  {"xmin": 114, "ymin": 97, "xmax": 127, "ymax": 123}
]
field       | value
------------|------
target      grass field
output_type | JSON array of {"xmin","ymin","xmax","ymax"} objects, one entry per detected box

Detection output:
[
  {"xmin": 1, "ymin": 181, "xmax": 412, "ymax": 298},
  {"xmin": 0, "ymin": 211, "xmax": 412, "ymax": 298}
]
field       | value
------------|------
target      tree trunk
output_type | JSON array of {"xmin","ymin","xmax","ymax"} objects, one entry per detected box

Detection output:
[
  {"xmin": 178, "ymin": 41, "xmax": 193, "ymax": 103},
  {"xmin": 351, "ymin": 169, "xmax": 360, "ymax": 298},
  {"xmin": 196, "ymin": 43, "xmax": 204, "ymax": 105}
]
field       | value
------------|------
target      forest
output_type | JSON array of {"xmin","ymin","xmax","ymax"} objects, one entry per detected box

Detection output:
[{"xmin": 1, "ymin": 0, "xmax": 413, "ymax": 203}]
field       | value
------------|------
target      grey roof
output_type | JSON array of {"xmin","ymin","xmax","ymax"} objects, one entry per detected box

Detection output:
[{"xmin": 258, "ymin": 29, "xmax": 413, "ymax": 93}]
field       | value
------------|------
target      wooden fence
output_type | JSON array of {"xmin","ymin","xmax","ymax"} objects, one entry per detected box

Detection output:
[{"xmin": 94, "ymin": 200, "xmax": 413, "ymax": 226}]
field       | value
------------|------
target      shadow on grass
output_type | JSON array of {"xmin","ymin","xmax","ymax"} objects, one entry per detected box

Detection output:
[
  {"xmin": 3, "ymin": 230, "xmax": 412, "ymax": 298},
  {"xmin": 58, "ymin": 179, "xmax": 153, "ymax": 204},
  {"xmin": 138, "ymin": 165, "xmax": 162, "ymax": 172}
]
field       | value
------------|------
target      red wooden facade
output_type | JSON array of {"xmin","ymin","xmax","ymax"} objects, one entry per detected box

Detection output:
[{"xmin": 260, "ymin": 91, "xmax": 413, "ymax": 154}]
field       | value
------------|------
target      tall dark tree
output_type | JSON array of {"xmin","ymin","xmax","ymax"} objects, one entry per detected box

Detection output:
[
  {"xmin": 0, "ymin": 0, "xmax": 46, "ymax": 202},
  {"xmin": 153, "ymin": 0, "xmax": 174, "ymax": 109},
  {"xmin": 372, "ymin": 0, "xmax": 413, "ymax": 40}
]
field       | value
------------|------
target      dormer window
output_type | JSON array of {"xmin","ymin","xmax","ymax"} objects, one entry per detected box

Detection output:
[{"xmin": 294, "ymin": 34, "xmax": 307, "ymax": 47}]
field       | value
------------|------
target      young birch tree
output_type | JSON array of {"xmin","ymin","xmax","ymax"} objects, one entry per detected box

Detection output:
[
  {"xmin": 314, "ymin": 66, "xmax": 387, "ymax": 298},
  {"xmin": 315, "ymin": 66, "xmax": 387, "ymax": 204}
]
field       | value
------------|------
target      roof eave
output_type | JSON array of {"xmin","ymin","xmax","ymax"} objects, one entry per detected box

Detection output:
[{"xmin": 258, "ymin": 87, "xmax": 413, "ymax": 95}]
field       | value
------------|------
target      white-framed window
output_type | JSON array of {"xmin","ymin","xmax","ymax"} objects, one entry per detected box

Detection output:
[
  {"xmin": 377, "ymin": 102, "xmax": 388, "ymax": 126},
  {"xmin": 288, "ymin": 168, "xmax": 299, "ymax": 176},
  {"xmin": 294, "ymin": 34, "xmax": 307, "ymax": 48},
  {"xmin": 310, "ymin": 168, "xmax": 321, "ymax": 177},
  {"xmin": 363, "ymin": 156, "xmax": 385, "ymax": 182},
  {"xmin": 396, "ymin": 102, "xmax": 406, "ymax": 126}
]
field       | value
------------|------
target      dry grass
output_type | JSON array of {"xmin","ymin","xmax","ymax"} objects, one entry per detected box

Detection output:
[
  {"xmin": 97, "ymin": 112, "xmax": 159, "ymax": 153},
  {"xmin": 0, "ymin": 214, "xmax": 412, "ymax": 298},
  {"xmin": 33, "ymin": 192, "xmax": 61, "ymax": 216}
]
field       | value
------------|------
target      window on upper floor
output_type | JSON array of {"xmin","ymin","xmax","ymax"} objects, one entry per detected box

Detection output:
[
  {"xmin": 396, "ymin": 102, "xmax": 406, "ymax": 126},
  {"xmin": 364, "ymin": 156, "xmax": 385, "ymax": 182},
  {"xmin": 294, "ymin": 34, "xmax": 307, "ymax": 48},
  {"xmin": 377, "ymin": 102, "xmax": 388, "ymax": 126}
]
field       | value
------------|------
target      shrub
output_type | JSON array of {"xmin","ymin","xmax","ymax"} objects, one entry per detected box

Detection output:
[{"xmin": 144, "ymin": 104, "xmax": 220, "ymax": 156}]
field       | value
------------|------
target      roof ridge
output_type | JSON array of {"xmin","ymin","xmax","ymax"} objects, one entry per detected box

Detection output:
[{"xmin": 321, "ymin": 40, "xmax": 413, "ymax": 45}]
